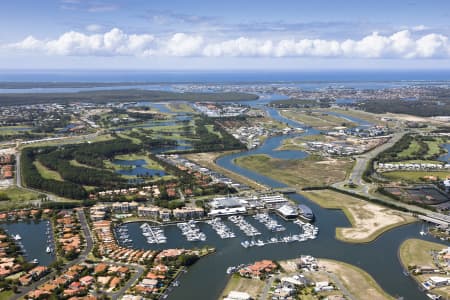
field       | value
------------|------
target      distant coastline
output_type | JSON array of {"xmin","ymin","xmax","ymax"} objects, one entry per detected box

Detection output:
[{"xmin": 1, "ymin": 69, "xmax": 450, "ymax": 83}]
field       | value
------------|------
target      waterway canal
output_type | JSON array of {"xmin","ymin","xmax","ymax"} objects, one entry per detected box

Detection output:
[
  {"xmin": 166, "ymin": 105, "xmax": 447, "ymax": 300},
  {"xmin": 1, "ymin": 220, "xmax": 55, "ymax": 266},
  {"xmin": 114, "ymin": 98, "xmax": 448, "ymax": 299}
]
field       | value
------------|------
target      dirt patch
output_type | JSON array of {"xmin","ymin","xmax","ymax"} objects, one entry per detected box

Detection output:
[
  {"xmin": 318, "ymin": 259, "xmax": 394, "ymax": 300},
  {"xmin": 383, "ymin": 113, "xmax": 448, "ymax": 125},
  {"xmin": 301, "ymin": 189, "xmax": 416, "ymax": 242},
  {"xmin": 340, "ymin": 202, "xmax": 407, "ymax": 241},
  {"xmin": 219, "ymin": 275, "xmax": 265, "ymax": 299}
]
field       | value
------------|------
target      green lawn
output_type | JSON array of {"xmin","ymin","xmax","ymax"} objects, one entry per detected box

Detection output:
[
  {"xmin": 398, "ymin": 140, "xmax": 421, "ymax": 158},
  {"xmin": 399, "ymin": 238, "xmax": 447, "ymax": 268},
  {"xmin": 0, "ymin": 289, "xmax": 14, "ymax": 300},
  {"xmin": 116, "ymin": 132, "xmax": 142, "ymax": 144},
  {"xmin": 424, "ymin": 138, "xmax": 448, "ymax": 159},
  {"xmin": 69, "ymin": 159, "xmax": 98, "ymax": 169},
  {"xmin": 0, "ymin": 187, "xmax": 42, "ymax": 211},
  {"xmin": 166, "ymin": 102, "xmax": 196, "ymax": 113},
  {"xmin": 34, "ymin": 160, "xmax": 64, "ymax": 181},
  {"xmin": 205, "ymin": 124, "xmax": 222, "ymax": 138},
  {"xmin": 0, "ymin": 187, "xmax": 40, "ymax": 201},
  {"xmin": 399, "ymin": 239, "xmax": 450, "ymax": 298}
]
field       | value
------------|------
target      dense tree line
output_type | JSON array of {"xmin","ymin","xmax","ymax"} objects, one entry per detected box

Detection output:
[
  {"xmin": 268, "ymin": 98, "xmax": 329, "ymax": 108},
  {"xmin": 377, "ymin": 135, "xmax": 418, "ymax": 162},
  {"xmin": 127, "ymin": 131, "xmax": 178, "ymax": 149},
  {"xmin": 21, "ymin": 138, "xmax": 143, "ymax": 199},
  {"xmin": 358, "ymin": 99, "xmax": 450, "ymax": 117},
  {"xmin": 189, "ymin": 117, "xmax": 245, "ymax": 152},
  {"xmin": 73, "ymin": 138, "xmax": 140, "ymax": 168},
  {"xmin": 38, "ymin": 151, "xmax": 125, "ymax": 187},
  {"xmin": 376, "ymin": 134, "xmax": 446, "ymax": 163},
  {"xmin": 21, "ymin": 148, "xmax": 88, "ymax": 199},
  {"xmin": 0, "ymin": 90, "xmax": 258, "ymax": 106}
]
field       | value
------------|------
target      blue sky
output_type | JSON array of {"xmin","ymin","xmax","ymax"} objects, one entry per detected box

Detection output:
[{"xmin": 1, "ymin": 0, "xmax": 450, "ymax": 69}]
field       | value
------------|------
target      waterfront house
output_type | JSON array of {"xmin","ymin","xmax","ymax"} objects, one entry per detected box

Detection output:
[
  {"xmin": 428, "ymin": 276, "xmax": 450, "ymax": 287},
  {"xmin": 141, "ymin": 278, "xmax": 158, "ymax": 288},
  {"xmin": 239, "ymin": 260, "xmax": 277, "ymax": 278}
]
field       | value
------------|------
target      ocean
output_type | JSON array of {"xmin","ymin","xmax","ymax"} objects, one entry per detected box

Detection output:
[{"xmin": 0, "ymin": 69, "xmax": 450, "ymax": 84}]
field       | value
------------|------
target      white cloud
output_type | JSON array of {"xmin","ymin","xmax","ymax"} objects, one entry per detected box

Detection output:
[
  {"xmin": 204, "ymin": 38, "xmax": 274, "ymax": 56},
  {"xmin": 10, "ymin": 36, "xmax": 45, "ymax": 51},
  {"xmin": 86, "ymin": 24, "xmax": 104, "ymax": 32},
  {"xmin": 411, "ymin": 25, "xmax": 429, "ymax": 32},
  {"xmin": 5, "ymin": 29, "xmax": 450, "ymax": 59},
  {"xmin": 8, "ymin": 28, "xmax": 155, "ymax": 57},
  {"xmin": 164, "ymin": 33, "xmax": 204, "ymax": 56}
]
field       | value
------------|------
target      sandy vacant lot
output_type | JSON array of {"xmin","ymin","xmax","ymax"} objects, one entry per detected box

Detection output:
[
  {"xmin": 219, "ymin": 275, "xmax": 265, "ymax": 299},
  {"xmin": 301, "ymin": 189, "xmax": 415, "ymax": 243},
  {"xmin": 318, "ymin": 259, "xmax": 394, "ymax": 300},
  {"xmin": 383, "ymin": 113, "xmax": 449, "ymax": 125},
  {"xmin": 399, "ymin": 239, "xmax": 450, "ymax": 298}
]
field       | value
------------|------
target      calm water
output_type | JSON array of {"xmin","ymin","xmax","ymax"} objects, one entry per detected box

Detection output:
[
  {"xmin": 113, "ymin": 159, "xmax": 166, "ymax": 177},
  {"xmin": 0, "ymin": 127, "xmax": 32, "ymax": 131},
  {"xmin": 158, "ymin": 108, "xmax": 448, "ymax": 299},
  {"xmin": 1, "ymin": 220, "xmax": 55, "ymax": 266},
  {"xmin": 0, "ymin": 84, "xmax": 176, "ymax": 94},
  {"xmin": 2, "ymin": 70, "xmax": 450, "ymax": 84},
  {"xmin": 438, "ymin": 144, "xmax": 450, "ymax": 163}
]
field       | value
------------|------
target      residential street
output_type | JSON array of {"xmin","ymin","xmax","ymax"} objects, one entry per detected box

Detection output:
[{"xmin": 12, "ymin": 209, "xmax": 94, "ymax": 299}]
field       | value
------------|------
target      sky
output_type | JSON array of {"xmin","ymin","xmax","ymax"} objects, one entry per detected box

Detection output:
[{"xmin": 1, "ymin": 0, "xmax": 450, "ymax": 70}]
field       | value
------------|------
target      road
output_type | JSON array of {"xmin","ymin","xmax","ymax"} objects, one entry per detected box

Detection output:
[
  {"xmin": 332, "ymin": 132, "xmax": 406, "ymax": 197},
  {"xmin": 259, "ymin": 275, "xmax": 275, "ymax": 300},
  {"xmin": 332, "ymin": 131, "xmax": 450, "ymax": 225},
  {"xmin": 14, "ymin": 150, "xmax": 57, "ymax": 202},
  {"xmin": 12, "ymin": 208, "xmax": 146, "ymax": 299},
  {"xmin": 321, "ymin": 270, "xmax": 355, "ymax": 300},
  {"xmin": 109, "ymin": 262, "xmax": 145, "ymax": 300},
  {"xmin": 12, "ymin": 209, "xmax": 94, "ymax": 300},
  {"xmin": 347, "ymin": 132, "xmax": 406, "ymax": 188}
]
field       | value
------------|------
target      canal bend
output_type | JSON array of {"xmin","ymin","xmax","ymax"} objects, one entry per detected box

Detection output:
[{"xmin": 166, "ymin": 106, "xmax": 449, "ymax": 300}]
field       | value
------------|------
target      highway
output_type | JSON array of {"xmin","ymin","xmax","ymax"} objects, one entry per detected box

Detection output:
[
  {"xmin": 347, "ymin": 131, "xmax": 406, "ymax": 188},
  {"xmin": 333, "ymin": 131, "xmax": 450, "ymax": 226}
]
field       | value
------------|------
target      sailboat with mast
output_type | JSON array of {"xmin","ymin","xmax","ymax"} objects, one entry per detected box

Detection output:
[{"xmin": 419, "ymin": 223, "xmax": 427, "ymax": 236}]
